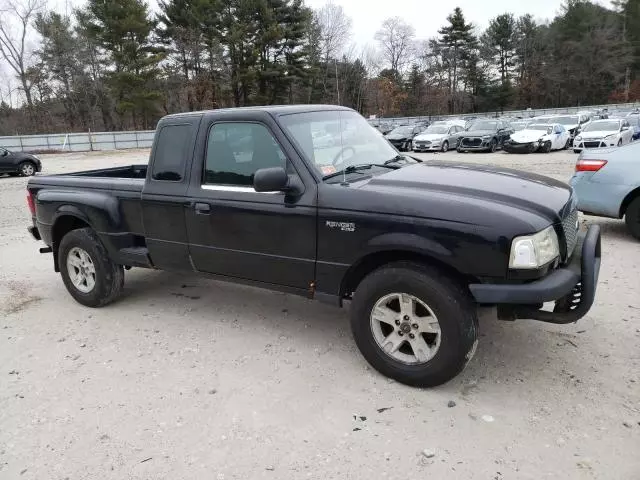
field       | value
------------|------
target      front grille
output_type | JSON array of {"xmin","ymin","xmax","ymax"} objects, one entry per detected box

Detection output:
[
  {"xmin": 416, "ymin": 141, "xmax": 430, "ymax": 147},
  {"xmin": 462, "ymin": 137, "xmax": 482, "ymax": 147},
  {"xmin": 562, "ymin": 207, "xmax": 579, "ymax": 259},
  {"xmin": 584, "ymin": 141, "xmax": 602, "ymax": 148}
]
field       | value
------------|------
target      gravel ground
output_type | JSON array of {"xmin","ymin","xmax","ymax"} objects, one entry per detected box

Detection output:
[{"xmin": 1, "ymin": 148, "xmax": 639, "ymax": 479}]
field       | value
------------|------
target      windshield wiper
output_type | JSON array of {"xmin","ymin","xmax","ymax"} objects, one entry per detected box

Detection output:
[
  {"xmin": 323, "ymin": 163, "xmax": 397, "ymax": 180},
  {"xmin": 384, "ymin": 154, "xmax": 422, "ymax": 165}
]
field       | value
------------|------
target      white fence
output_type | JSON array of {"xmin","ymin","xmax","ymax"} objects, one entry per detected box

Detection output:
[
  {"xmin": 1, "ymin": 101, "xmax": 639, "ymax": 153},
  {"xmin": 0, "ymin": 130, "xmax": 155, "ymax": 153}
]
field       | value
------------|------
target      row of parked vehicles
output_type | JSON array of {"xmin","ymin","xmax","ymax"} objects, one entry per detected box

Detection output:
[{"xmin": 370, "ymin": 108, "xmax": 640, "ymax": 155}]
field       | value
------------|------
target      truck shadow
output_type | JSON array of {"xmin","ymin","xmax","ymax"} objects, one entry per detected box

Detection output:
[{"xmin": 117, "ymin": 269, "xmax": 593, "ymax": 398}]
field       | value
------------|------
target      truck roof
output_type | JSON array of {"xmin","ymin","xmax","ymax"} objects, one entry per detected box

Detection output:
[{"xmin": 163, "ymin": 104, "xmax": 353, "ymax": 119}]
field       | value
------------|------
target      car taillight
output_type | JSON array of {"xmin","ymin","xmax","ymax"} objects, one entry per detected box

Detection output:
[
  {"xmin": 27, "ymin": 190, "xmax": 35, "ymax": 216},
  {"xmin": 575, "ymin": 159, "xmax": 607, "ymax": 172}
]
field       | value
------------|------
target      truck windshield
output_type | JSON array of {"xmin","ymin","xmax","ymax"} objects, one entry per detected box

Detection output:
[{"xmin": 278, "ymin": 110, "xmax": 400, "ymax": 178}]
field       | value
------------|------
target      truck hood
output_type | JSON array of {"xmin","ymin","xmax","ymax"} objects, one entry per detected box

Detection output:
[
  {"xmin": 359, "ymin": 161, "xmax": 571, "ymax": 221},
  {"xmin": 510, "ymin": 130, "xmax": 550, "ymax": 143}
]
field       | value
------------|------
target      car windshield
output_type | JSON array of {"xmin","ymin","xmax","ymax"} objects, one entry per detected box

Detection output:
[
  {"xmin": 528, "ymin": 124, "xmax": 553, "ymax": 133},
  {"xmin": 582, "ymin": 121, "xmax": 620, "ymax": 132},
  {"xmin": 389, "ymin": 126, "xmax": 413, "ymax": 136},
  {"xmin": 278, "ymin": 110, "xmax": 400, "ymax": 178},
  {"xmin": 551, "ymin": 116, "xmax": 579, "ymax": 125},
  {"xmin": 512, "ymin": 122, "xmax": 528, "ymax": 131},
  {"xmin": 467, "ymin": 121, "xmax": 497, "ymax": 131},
  {"xmin": 423, "ymin": 125, "xmax": 449, "ymax": 134}
]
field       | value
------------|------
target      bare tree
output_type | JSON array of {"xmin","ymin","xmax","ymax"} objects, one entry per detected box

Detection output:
[
  {"xmin": 316, "ymin": 2, "xmax": 352, "ymax": 100},
  {"xmin": 317, "ymin": 2, "xmax": 352, "ymax": 63},
  {"xmin": 0, "ymin": 0, "xmax": 46, "ymax": 107},
  {"xmin": 374, "ymin": 17, "xmax": 415, "ymax": 75}
]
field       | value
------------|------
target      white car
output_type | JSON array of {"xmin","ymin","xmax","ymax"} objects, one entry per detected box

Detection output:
[
  {"xmin": 503, "ymin": 123, "xmax": 570, "ymax": 153},
  {"xmin": 412, "ymin": 123, "xmax": 466, "ymax": 152},
  {"xmin": 573, "ymin": 119, "xmax": 634, "ymax": 153}
]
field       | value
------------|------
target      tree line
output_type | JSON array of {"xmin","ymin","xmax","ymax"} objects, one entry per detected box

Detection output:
[{"xmin": 0, "ymin": 0, "xmax": 639, "ymax": 135}]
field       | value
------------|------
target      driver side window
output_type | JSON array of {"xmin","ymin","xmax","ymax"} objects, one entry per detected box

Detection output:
[{"xmin": 204, "ymin": 123, "xmax": 286, "ymax": 187}]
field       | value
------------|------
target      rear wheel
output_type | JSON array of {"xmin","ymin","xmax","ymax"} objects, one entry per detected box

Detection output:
[
  {"xmin": 19, "ymin": 161, "xmax": 36, "ymax": 177},
  {"xmin": 58, "ymin": 227, "xmax": 124, "ymax": 307},
  {"xmin": 441, "ymin": 141, "xmax": 449, "ymax": 153},
  {"xmin": 350, "ymin": 262, "xmax": 478, "ymax": 387},
  {"xmin": 625, "ymin": 197, "xmax": 640, "ymax": 240}
]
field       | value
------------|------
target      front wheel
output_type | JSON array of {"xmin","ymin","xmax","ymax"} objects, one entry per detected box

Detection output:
[
  {"xmin": 489, "ymin": 139, "xmax": 497, "ymax": 153},
  {"xmin": 441, "ymin": 140, "xmax": 449, "ymax": 153},
  {"xmin": 350, "ymin": 262, "xmax": 478, "ymax": 387},
  {"xmin": 542, "ymin": 141, "xmax": 552, "ymax": 153},
  {"xmin": 617, "ymin": 139, "xmax": 622, "ymax": 147},
  {"xmin": 19, "ymin": 161, "xmax": 36, "ymax": 177},
  {"xmin": 59, "ymin": 227, "xmax": 124, "ymax": 307}
]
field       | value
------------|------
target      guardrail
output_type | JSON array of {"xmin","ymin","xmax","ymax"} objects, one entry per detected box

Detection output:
[{"xmin": 0, "ymin": 130, "xmax": 155, "ymax": 153}]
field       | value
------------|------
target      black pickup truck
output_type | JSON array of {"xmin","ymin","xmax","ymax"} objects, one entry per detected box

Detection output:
[{"xmin": 26, "ymin": 105, "xmax": 601, "ymax": 387}]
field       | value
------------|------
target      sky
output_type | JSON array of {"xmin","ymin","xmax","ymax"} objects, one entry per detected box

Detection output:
[{"xmin": 304, "ymin": 0, "xmax": 614, "ymax": 47}]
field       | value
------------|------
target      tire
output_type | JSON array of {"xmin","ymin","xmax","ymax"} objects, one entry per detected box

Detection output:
[
  {"xmin": 542, "ymin": 141, "xmax": 552, "ymax": 153},
  {"xmin": 19, "ymin": 161, "xmax": 36, "ymax": 177},
  {"xmin": 441, "ymin": 140, "xmax": 449, "ymax": 153},
  {"xmin": 489, "ymin": 139, "xmax": 497, "ymax": 153},
  {"xmin": 457, "ymin": 147, "xmax": 465, "ymax": 153},
  {"xmin": 58, "ymin": 227, "xmax": 124, "ymax": 307},
  {"xmin": 564, "ymin": 138, "xmax": 572, "ymax": 149},
  {"xmin": 573, "ymin": 149, "xmax": 581, "ymax": 154},
  {"xmin": 625, "ymin": 197, "xmax": 640, "ymax": 240},
  {"xmin": 617, "ymin": 139, "xmax": 622, "ymax": 147},
  {"xmin": 350, "ymin": 262, "xmax": 479, "ymax": 387}
]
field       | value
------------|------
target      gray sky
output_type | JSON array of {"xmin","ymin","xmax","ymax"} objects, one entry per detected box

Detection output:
[{"xmin": 305, "ymin": 0, "xmax": 614, "ymax": 47}]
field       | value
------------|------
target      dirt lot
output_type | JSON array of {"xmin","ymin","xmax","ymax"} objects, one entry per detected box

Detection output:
[{"xmin": 1, "ymin": 148, "xmax": 639, "ymax": 479}]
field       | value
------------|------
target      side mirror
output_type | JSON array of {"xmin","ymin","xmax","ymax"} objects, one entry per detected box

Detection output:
[
  {"xmin": 622, "ymin": 126, "xmax": 629, "ymax": 131},
  {"xmin": 254, "ymin": 167, "xmax": 289, "ymax": 192}
]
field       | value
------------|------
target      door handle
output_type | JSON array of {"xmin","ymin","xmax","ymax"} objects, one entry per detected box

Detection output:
[{"xmin": 194, "ymin": 202, "xmax": 211, "ymax": 214}]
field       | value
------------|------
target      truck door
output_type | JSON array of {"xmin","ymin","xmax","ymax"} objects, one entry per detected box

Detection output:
[
  {"xmin": 184, "ymin": 113, "xmax": 317, "ymax": 290},
  {"xmin": 141, "ymin": 116, "xmax": 200, "ymax": 271}
]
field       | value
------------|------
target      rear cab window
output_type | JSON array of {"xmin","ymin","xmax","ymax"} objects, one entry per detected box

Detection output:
[{"xmin": 151, "ymin": 124, "xmax": 192, "ymax": 182}]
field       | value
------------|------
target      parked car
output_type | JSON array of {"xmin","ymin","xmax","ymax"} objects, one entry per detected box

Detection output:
[
  {"xmin": 456, "ymin": 120, "xmax": 514, "ymax": 152},
  {"xmin": 312, "ymin": 130, "xmax": 336, "ymax": 149},
  {"xmin": 546, "ymin": 114, "xmax": 591, "ymax": 146},
  {"xmin": 26, "ymin": 105, "xmax": 601, "ymax": 388},
  {"xmin": 411, "ymin": 123, "xmax": 465, "ymax": 152},
  {"xmin": 572, "ymin": 119, "xmax": 634, "ymax": 153},
  {"xmin": 625, "ymin": 114, "xmax": 640, "ymax": 141},
  {"xmin": 0, "ymin": 147, "xmax": 42, "ymax": 177},
  {"xmin": 504, "ymin": 123, "xmax": 570, "ymax": 153},
  {"xmin": 385, "ymin": 125, "xmax": 426, "ymax": 151},
  {"xmin": 570, "ymin": 141, "xmax": 640, "ymax": 239}
]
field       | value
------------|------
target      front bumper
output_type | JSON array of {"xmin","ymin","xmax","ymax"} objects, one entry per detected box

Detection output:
[
  {"xmin": 503, "ymin": 142, "xmax": 539, "ymax": 153},
  {"xmin": 573, "ymin": 139, "xmax": 617, "ymax": 150},
  {"xmin": 469, "ymin": 225, "xmax": 601, "ymax": 324},
  {"xmin": 458, "ymin": 138, "xmax": 493, "ymax": 151},
  {"xmin": 413, "ymin": 143, "xmax": 441, "ymax": 152}
]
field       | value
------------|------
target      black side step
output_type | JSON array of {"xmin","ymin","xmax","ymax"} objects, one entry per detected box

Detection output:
[{"xmin": 117, "ymin": 247, "xmax": 153, "ymax": 268}]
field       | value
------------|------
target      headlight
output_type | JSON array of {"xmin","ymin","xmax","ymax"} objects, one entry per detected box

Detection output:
[
  {"xmin": 509, "ymin": 226, "xmax": 560, "ymax": 269},
  {"xmin": 604, "ymin": 134, "xmax": 616, "ymax": 139},
  {"xmin": 482, "ymin": 135, "xmax": 492, "ymax": 140},
  {"xmin": 575, "ymin": 135, "xmax": 582, "ymax": 141}
]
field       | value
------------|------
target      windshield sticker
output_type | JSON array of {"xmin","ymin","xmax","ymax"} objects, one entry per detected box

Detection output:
[
  {"xmin": 320, "ymin": 165, "xmax": 337, "ymax": 176},
  {"xmin": 326, "ymin": 221, "xmax": 355, "ymax": 232}
]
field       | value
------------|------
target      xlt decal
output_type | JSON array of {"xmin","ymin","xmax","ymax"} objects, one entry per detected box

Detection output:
[{"xmin": 326, "ymin": 221, "xmax": 355, "ymax": 232}]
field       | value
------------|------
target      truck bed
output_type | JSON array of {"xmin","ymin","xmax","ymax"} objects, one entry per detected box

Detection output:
[{"xmin": 29, "ymin": 165, "xmax": 147, "ymax": 192}]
